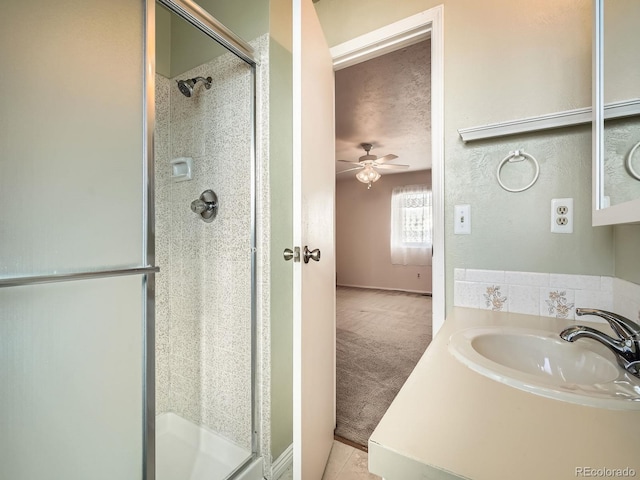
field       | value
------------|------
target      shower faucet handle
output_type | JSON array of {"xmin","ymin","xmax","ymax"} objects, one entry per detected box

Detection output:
[
  {"xmin": 190, "ymin": 199, "xmax": 209, "ymax": 214},
  {"xmin": 191, "ymin": 190, "xmax": 218, "ymax": 223}
]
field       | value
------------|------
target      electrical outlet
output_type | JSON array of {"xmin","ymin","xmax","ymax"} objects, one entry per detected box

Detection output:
[
  {"xmin": 551, "ymin": 198, "xmax": 573, "ymax": 233},
  {"xmin": 417, "ymin": 273, "xmax": 421, "ymax": 279}
]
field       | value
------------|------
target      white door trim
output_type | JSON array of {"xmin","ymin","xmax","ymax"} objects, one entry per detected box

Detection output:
[
  {"xmin": 330, "ymin": 5, "xmax": 446, "ymax": 335},
  {"xmin": 292, "ymin": 0, "xmax": 302, "ymax": 474}
]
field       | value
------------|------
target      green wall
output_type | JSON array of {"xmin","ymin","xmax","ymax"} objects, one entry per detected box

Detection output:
[
  {"xmin": 314, "ymin": 0, "xmax": 625, "ymax": 313},
  {"xmin": 614, "ymin": 225, "xmax": 640, "ymax": 285},
  {"xmin": 156, "ymin": 0, "xmax": 268, "ymax": 78},
  {"xmin": 168, "ymin": 11, "xmax": 232, "ymax": 77},
  {"xmin": 445, "ymin": 125, "xmax": 615, "ymax": 306},
  {"xmin": 195, "ymin": 0, "xmax": 269, "ymax": 46},
  {"xmin": 156, "ymin": 5, "xmax": 172, "ymax": 78},
  {"xmin": 269, "ymin": 0, "xmax": 294, "ymax": 461},
  {"xmin": 268, "ymin": 38, "xmax": 294, "ymax": 460}
]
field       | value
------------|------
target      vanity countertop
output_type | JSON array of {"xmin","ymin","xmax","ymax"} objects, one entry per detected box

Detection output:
[{"xmin": 368, "ymin": 307, "xmax": 640, "ymax": 480}]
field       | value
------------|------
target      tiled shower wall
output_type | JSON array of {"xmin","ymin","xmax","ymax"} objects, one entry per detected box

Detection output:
[
  {"xmin": 155, "ymin": 74, "xmax": 171, "ymax": 416},
  {"xmin": 155, "ymin": 41, "xmax": 261, "ymax": 449}
]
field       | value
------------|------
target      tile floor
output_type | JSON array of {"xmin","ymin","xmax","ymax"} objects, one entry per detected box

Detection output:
[{"xmin": 279, "ymin": 441, "xmax": 381, "ymax": 480}]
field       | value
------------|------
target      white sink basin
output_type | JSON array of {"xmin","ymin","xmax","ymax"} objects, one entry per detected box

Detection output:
[{"xmin": 449, "ymin": 327, "xmax": 640, "ymax": 410}]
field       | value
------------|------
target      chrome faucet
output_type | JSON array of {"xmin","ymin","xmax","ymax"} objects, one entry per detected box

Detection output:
[{"xmin": 560, "ymin": 308, "xmax": 640, "ymax": 378}]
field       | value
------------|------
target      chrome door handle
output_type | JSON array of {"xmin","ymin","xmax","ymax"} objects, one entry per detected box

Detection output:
[
  {"xmin": 303, "ymin": 246, "xmax": 321, "ymax": 263},
  {"xmin": 283, "ymin": 247, "xmax": 300, "ymax": 262}
]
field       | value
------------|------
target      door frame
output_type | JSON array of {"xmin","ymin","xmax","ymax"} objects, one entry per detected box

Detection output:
[{"xmin": 330, "ymin": 6, "xmax": 446, "ymax": 335}]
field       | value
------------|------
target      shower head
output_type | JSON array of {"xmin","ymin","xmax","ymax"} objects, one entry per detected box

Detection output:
[
  {"xmin": 176, "ymin": 76, "xmax": 212, "ymax": 97},
  {"xmin": 177, "ymin": 79, "xmax": 195, "ymax": 97}
]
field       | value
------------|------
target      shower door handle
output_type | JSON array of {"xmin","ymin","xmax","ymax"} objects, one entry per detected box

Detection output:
[{"xmin": 303, "ymin": 246, "xmax": 321, "ymax": 263}]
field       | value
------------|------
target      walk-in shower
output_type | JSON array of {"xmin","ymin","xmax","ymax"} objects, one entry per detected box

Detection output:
[
  {"xmin": 154, "ymin": 1, "xmax": 260, "ymax": 479},
  {"xmin": 0, "ymin": 0, "xmax": 264, "ymax": 478},
  {"xmin": 176, "ymin": 76, "xmax": 213, "ymax": 97}
]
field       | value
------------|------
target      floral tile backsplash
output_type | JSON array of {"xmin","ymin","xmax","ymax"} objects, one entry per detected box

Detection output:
[
  {"xmin": 454, "ymin": 268, "xmax": 640, "ymax": 322},
  {"xmin": 544, "ymin": 290, "xmax": 575, "ymax": 319},
  {"xmin": 484, "ymin": 285, "xmax": 507, "ymax": 311}
]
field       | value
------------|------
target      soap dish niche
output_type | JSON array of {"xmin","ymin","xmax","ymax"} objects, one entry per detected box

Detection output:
[{"xmin": 170, "ymin": 157, "xmax": 193, "ymax": 182}]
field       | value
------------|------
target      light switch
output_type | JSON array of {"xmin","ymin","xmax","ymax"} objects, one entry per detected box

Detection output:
[{"xmin": 454, "ymin": 204, "xmax": 471, "ymax": 234}]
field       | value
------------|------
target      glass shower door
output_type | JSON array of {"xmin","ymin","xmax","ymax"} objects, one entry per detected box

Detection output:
[{"xmin": 0, "ymin": 1, "xmax": 152, "ymax": 478}]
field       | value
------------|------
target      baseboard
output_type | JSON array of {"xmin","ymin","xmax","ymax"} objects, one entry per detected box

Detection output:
[
  {"xmin": 337, "ymin": 283, "xmax": 432, "ymax": 296},
  {"xmin": 334, "ymin": 434, "xmax": 367, "ymax": 452},
  {"xmin": 271, "ymin": 443, "xmax": 293, "ymax": 479}
]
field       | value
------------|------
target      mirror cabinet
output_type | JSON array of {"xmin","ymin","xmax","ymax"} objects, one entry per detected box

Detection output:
[{"xmin": 592, "ymin": 0, "xmax": 640, "ymax": 225}]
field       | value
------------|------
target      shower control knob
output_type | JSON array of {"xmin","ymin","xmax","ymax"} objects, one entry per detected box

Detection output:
[
  {"xmin": 191, "ymin": 190, "xmax": 218, "ymax": 223},
  {"xmin": 303, "ymin": 246, "xmax": 321, "ymax": 264},
  {"xmin": 191, "ymin": 199, "xmax": 208, "ymax": 214}
]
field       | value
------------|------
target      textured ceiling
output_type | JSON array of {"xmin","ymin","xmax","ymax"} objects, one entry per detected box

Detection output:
[{"xmin": 335, "ymin": 39, "xmax": 431, "ymax": 177}]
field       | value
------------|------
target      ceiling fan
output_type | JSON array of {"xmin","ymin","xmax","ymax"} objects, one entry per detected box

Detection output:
[{"xmin": 337, "ymin": 143, "xmax": 409, "ymax": 188}]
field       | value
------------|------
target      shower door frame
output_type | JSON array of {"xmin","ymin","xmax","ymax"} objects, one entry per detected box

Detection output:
[{"xmin": 146, "ymin": 1, "xmax": 260, "ymax": 479}]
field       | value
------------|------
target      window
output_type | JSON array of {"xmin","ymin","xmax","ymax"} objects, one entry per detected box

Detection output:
[{"xmin": 390, "ymin": 184, "xmax": 432, "ymax": 265}]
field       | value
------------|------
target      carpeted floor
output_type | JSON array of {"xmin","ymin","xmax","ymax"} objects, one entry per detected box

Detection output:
[{"xmin": 335, "ymin": 286, "xmax": 432, "ymax": 447}]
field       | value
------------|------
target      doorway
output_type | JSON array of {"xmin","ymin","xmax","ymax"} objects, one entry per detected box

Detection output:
[
  {"xmin": 330, "ymin": 7, "xmax": 444, "ymax": 451},
  {"xmin": 333, "ymin": 39, "xmax": 433, "ymax": 449},
  {"xmin": 290, "ymin": 3, "xmax": 444, "ymax": 478}
]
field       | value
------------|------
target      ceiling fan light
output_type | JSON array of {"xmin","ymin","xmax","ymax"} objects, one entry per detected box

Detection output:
[
  {"xmin": 356, "ymin": 166, "xmax": 381, "ymax": 184},
  {"xmin": 346, "ymin": 143, "xmax": 397, "ymax": 187},
  {"xmin": 356, "ymin": 169, "xmax": 369, "ymax": 183},
  {"xmin": 356, "ymin": 166, "xmax": 380, "ymax": 183}
]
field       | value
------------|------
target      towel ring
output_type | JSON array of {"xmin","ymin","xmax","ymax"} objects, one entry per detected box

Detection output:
[
  {"xmin": 626, "ymin": 141, "xmax": 640, "ymax": 181},
  {"xmin": 496, "ymin": 150, "xmax": 540, "ymax": 193}
]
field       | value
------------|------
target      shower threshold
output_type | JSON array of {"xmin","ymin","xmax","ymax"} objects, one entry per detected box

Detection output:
[{"xmin": 156, "ymin": 412, "xmax": 255, "ymax": 480}]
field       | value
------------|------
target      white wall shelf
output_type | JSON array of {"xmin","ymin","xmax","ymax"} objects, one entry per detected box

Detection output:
[{"xmin": 458, "ymin": 98, "xmax": 640, "ymax": 143}]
